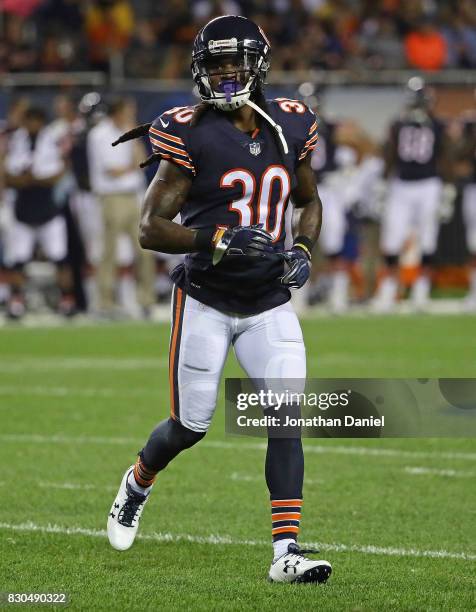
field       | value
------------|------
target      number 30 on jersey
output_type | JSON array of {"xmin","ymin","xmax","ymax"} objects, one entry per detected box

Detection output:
[{"xmin": 220, "ymin": 165, "xmax": 290, "ymax": 242}]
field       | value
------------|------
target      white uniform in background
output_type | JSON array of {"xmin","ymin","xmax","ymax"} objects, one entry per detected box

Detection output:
[{"xmin": 3, "ymin": 124, "xmax": 66, "ymax": 266}]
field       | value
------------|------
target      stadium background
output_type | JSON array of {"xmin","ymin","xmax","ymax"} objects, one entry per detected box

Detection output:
[{"xmin": 0, "ymin": 2, "xmax": 475, "ymax": 611}]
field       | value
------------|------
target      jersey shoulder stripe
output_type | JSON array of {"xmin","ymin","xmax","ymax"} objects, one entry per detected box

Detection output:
[
  {"xmin": 149, "ymin": 109, "xmax": 196, "ymax": 176},
  {"xmin": 149, "ymin": 125, "xmax": 185, "ymax": 145},
  {"xmin": 267, "ymin": 98, "xmax": 318, "ymax": 162}
]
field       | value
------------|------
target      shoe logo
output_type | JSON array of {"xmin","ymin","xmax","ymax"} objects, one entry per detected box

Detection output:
[
  {"xmin": 159, "ymin": 117, "xmax": 170, "ymax": 128},
  {"xmin": 283, "ymin": 559, "xmax": 301, "ymax": 574},
  {"xmin": 114, "ymin": 503, "xmax": 120, "ymax": 509},
  {"xmin": 109, "ymin": 512, "xmax": 115, "ymax": 518}
]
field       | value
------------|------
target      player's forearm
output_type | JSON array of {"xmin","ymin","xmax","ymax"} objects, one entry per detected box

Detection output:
[
  {"xmin": 139, "ymin": 215, "xmax": 201, "ymax": 254},
  {"xmin": 295, "ymin": 197, "xmax": 322, "ymax": 247}
]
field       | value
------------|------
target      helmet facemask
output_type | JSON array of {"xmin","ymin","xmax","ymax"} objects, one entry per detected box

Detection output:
[{"xmin": 192, "ymin": 38, "xmax": 269, "ymax": 111}]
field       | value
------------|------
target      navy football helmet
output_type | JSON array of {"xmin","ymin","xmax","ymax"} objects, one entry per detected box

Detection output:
[
  {"xmin": 191, "ymin": 15, "xmax": 271, "ymax": 111},
  {"xmin": 405, "ymin": 76, "xmax": 432, "ymax": 110}
]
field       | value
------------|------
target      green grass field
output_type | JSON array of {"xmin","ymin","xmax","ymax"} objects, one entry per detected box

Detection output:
[{"xmin": 1, "ymin": 315, "xmax": 475, "ymax": 611}]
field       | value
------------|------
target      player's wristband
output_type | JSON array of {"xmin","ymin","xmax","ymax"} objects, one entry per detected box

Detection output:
[
  {"xmin": 194, "ymin": 228, "xmax": 216, "ymax": 253},
  {"xmin": 194, "ymin": 227, "xmax": 227, "ymax": 253},
  {"xmin": 293, "ymin": 235, "xmax": 313, "ymax": 260}
]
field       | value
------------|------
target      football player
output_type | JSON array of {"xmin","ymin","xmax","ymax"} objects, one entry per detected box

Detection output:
[
  {"xmin": 308, "ymin": 105, "xmax": 350, "ymax": 312},
  {"xmin": 372, "ymin": 77, "xmax": 446, "ymax": 311},
  {"xmin": 107, "ymin": 15, "xmax": 332, "ymax": 584},
  {"xmin": 308, "ymin": 102, "xmax": 382, "ymax": 312}
]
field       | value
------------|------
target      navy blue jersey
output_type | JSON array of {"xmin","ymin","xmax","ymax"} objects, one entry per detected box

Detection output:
[
  {"xmin": 70, "ymin": 125, "xmax": 91, "ymax": 192},
  {"xmin": 149, "ymin": 98, "xmax": 317, "ymax": 314},
  {"xmin": 390, "ymin": 115, "xmax": 444, "ymax": 181},
  {"xmin": 309, "ymin": 119, "xmax": 337, "ymax": 182},
  {"xmin": 14, "ymin": 133, "xmax": 59, "ymax": 227},
  {"xmin": 465, "ymin": 121, "xmax": 476, "ymax": 183}
]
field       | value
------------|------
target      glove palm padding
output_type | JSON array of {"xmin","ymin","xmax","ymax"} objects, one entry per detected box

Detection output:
[
  {"xmin": 280, "ymin": 246, "xmax": 311, "ymax": 288},
  {"xmin": 213, "ymin": 224, "xmax": 274, "ymax": 265}
]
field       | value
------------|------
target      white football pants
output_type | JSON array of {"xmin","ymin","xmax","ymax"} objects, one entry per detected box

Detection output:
[
  {"xmin": 380, "ymin": 177, "xmax": 442, "ymax": 255},
  {"xmin": 4, "ymin": 215, "xmax": 67, "ymax": 266},
  {"xmin": 463, "ymin": 183, "xmax": 476, "ymax": 254},
  {"xmin": 168, "ymin": 286, "xmax": 306, "ymax": 432},
  {"xmin": 318, "ymin": 182, "xmax": 347, "ymax": 256}
]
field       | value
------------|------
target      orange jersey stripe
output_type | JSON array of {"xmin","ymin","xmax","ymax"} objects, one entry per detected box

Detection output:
[
  {"xmin": 159, "ymin": 153, "xmax": 195, "ymax": 172},
  {"xmin": 308, "ymin": 121, "xmax": 318, "ymax": 135},
  {"xmin": 150, "ymin": 137, "xmax": 192, "ymax": 160},
  {"xmin": 304, "ymin": 133, "xmax": 319, "ymax": 148},
  {"xmin": 271, "ymin": 500, "xmax": 302, "ymax": 507},
  {"xmin": 299, "ymin": 144, "xmax": 317, "ymax": 160},
  {"xmin": 169, "ymin": 288, "xmax": 183, "ymax": 418},
  {"xmin": 149, "ymin": 126, "xmax": 184, "ymax": 145},
  {"xmin": 271, "ymin": 512, "xmax": 301, "ymax": 521},
  {"xmin": 272, "ymin": 526, "xmax": 300, "ymax": 535}
]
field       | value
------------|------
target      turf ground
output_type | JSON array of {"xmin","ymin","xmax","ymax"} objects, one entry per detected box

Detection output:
[{"xmin": 1, "ymin": 315, "xmax": 475, "ymax": 611}]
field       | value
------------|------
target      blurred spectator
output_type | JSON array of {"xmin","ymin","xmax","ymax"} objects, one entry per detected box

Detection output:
[
  {"xmin": 85, "ymin": 0, "xmax": 134, "ymax": 71},
  {"xmin": 404, "ymin": 18, "xmax": 447, "ymax": 71},
  {"xmin": 1, "ymin": 0, "xmax": 43, "ymax": 19},
  {"xmin": 87, "ymin": 97, "xmax": 155, "ymax": 318},
  {"xmin": 1, "ymin": 0, "xmax": 476, "ymax": 75},
  {"xmin": 442, "ymin": 14, "xmax": 476, "ymax": 68},
  {"xmin": 359, "ymin": 13, "xmax": 405, "ymax": 69}
]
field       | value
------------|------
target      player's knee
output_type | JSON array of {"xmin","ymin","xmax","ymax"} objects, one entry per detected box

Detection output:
[
  {"xmin": 180, "ymin": 381, "xmax": 217, "ymax": 432},
  {"xmin": 140, "ymin": 417, "xmax": 205, "ymax": 472},
  {"xmin": 169, "ymin": 417, "xmax": 206, "ymax": 448},
  {"xmin": 264, "ymin": 354, "xmax": 306, "ymax": 391}
]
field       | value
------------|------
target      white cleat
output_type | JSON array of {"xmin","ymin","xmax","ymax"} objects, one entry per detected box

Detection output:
[
  {"xmin": 107, "ymin": 465, "xmax": 150, "ymax": 551},
  {"xmin": 268, "ymin": 543, "xmax": 332, "ymax": 584}
]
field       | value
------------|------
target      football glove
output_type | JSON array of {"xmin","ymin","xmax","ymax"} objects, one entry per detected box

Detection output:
[
  {"xmin": 211, "ymin": 224, "xmax": 274, "ymax": 265},
  {"xmin": 280, "ymin": 239, "xmax": 312, "ymax": 289}
]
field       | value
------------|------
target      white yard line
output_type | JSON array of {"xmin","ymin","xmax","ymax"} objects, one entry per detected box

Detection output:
[
  {"xmin": 203, "ymin": 440, "xmax": 476, "ymax": 461},
  {"xmin": 0, "ymin": 433, "xmax": 475, "ymax": 461},
  {"xmin": 0, "ymin": 357, "xmax": 168, "ymax": 372},
  {"xmin": 230, "ymin": 472, "xmax": 324, "ymax": 485},
  {"xmin": 0, "ymin": 434, "xmax": 139, "ymax": 445},
  {"xmin": 38, "ymin": 482, "xmax": 117, "ymax": 492},
  {"xmin": 0, "ymin": 520, "xmax": 474, "ymax": 561},
  {"xmin": 0, "ymin": 355, "xmax": 447, "ymax": 370},
  {"xmin": 0, "ymin": 385, "xmax": 152, "ymax": 398},
  {"xmin": 404, "ymin": 466, "xmax": 475, "ymax": 478}
]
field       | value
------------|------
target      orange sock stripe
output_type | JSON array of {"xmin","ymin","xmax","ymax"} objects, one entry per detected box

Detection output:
[
  {"xmin": 133, "ymin": 458, "xmax": 156, "ymax": 487},
  {"xmin": 271, "ymin": 525, "xmax": 299, "ymax": 535},
  {"xmin": 271, "ymin": 499, "xmax": 302, "ymax": 507},
  {"xmin": 271, "ymin": 512, "xmax": 301, "ymax": 521}
]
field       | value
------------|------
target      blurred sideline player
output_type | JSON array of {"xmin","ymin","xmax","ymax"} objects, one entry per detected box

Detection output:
[
  {"xmin": 309, "ymin": 102, "xmax": 350, "ymax": 312},
  {"xmin": 0, "ymin": 98, "xmax": 31, "ymax": 306},
  {"xmin": 3, "ymin": 107, "xmax": 74, "ymax": 318},
  {"xmin": 462, "ymin": 108, "xmax": 476, "ymax": 309},
  {"xmin": 303, "ymin": 87, "xmax": 382, "ymax": 311},
  {"xmin": 373, "ymin": 77, "xmax": 446, "ymax": 312},
  {"xmin": 107, "ymin": 16, "xmax": 332, "ymax": 584}
]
